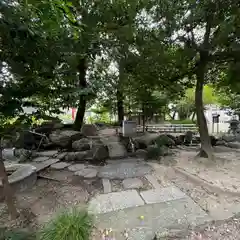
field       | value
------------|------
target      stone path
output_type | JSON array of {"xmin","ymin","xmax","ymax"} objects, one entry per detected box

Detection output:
[
  {"xmin": 28, "ymin": 151, "xmax": 214, "ymax": 240},
  {"xmin": 89, "ymin": 187, "xmax": 211, "ymax": 240}
]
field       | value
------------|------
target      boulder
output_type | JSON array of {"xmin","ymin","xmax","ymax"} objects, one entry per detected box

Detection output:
[
  {"xmin": 216, "ymin": 139, "xmax": 228, "ymax": 146},
  {"xmin": 92, "ymin": 144, "xmax": 109, "ymax": 162},
  {"xmin": 222, "ymin": 134, "xmax": 236, "ymax": 142},
  {"xmin": 184, "ymin": 131, "xmax": 193, "ymax": 145},
  {"xmin": 49, "ymin": 130, "xmax": 83, "ymax": 148},
  {"xmin": 64, "ymin": 151, "xmax": 88, "ymax": 162},
  {"xmin": 153, "ymin": 134, "xmax": 175, "ymax": 148},
  {"xmin": 135, "ymin": 149, "xmax": 147, "ymax": 159},
  {"xmin": 133, "ymin": 133, "xmax": 160, "ymax": 149},
  {"xmin": 166, "ymin": 134, "xmax": 177, "ymax": 144},
  {"xmin": 72, "ymin": 138, "xmax": 91, "ymax": 151},
  {"xmin": 227, "ymin": 142, "xmax": 240, "ymax": 149},
  {"xmin": 14, "ymin": 148, "xmax": 32, "ymax": 163},
  {"xmin": 81, "ymin": 124, "xmax": 98, "ymax": 136}
]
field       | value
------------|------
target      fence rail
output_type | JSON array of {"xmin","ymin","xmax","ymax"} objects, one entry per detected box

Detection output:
[{"xmin": 136, "ymin": 124, "xmax": 198, "ymax": 133}]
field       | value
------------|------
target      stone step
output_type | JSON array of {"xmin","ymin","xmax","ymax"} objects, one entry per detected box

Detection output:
[{"xmin": 91, "ymin": 197, "xmax": 211, "ymax": 240}]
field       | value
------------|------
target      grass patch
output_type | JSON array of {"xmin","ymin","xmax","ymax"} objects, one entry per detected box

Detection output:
[{"xmin": 38, "ymin": 208, "xmax": 93, "ymax": 240}]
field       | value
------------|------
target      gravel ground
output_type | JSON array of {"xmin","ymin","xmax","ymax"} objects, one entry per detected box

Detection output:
[{"xmin": 169, "ymin": 215, "xmax": 240, "ymax": 240}]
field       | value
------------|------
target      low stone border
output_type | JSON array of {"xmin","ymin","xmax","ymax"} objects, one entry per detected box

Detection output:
[{"xmin": 173, "ymin": 167, "xmax": 240, "ymax": 197}]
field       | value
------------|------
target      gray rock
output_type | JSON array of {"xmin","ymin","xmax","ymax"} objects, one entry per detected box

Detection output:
[
  {"xmin": 64, "ymin": 151, "xmax": 87, "ymax": 162},
  {"xmin": 2, "ymin": 163, "xmax": 37, "ymax": 191},
  {"xmin": 107, "ymin": 142, "xmax": 127, "ymax": 159},
  {"xmin": 75, "ymin": 151, "xmax": 88, "ymax": 161},
  {"xmin": 33, "ymin": 156, "xmax": 49, "ymax": 162},
  {"xmin": 72, "ymin": 138, "xmax": 91, "ymax": 151},
  {"xmin": 74, "ymin": 168, "xmax": 98, "ymax": 178},
  {"xmin": 145, "ymin": 174, "xmax": 161, "ymax": 188},
  {"xmin": 123, "ymin": 178, "xmax": 143, "ymax": 189},
  {"xmin": 216, "ymin": 139, "xmax": 228, "ymax": 146},
  {"xmin": 38, "ymin": 150, "xmax": 58, "ymax": 157},
  {"xmin": 140, "ymin": 186, "xmax": 186, "ymax": 204},
  {"xmin": 135, "ymin": 149, "xmax": 147, "ymax": 159},
  {"xmin": 92, "ymin": 144, "xmax": 109, "ymax": 162},
  {"xmin": 88, "ymin": 189, "xmax": 145, "ymax": 214},
  {"xmin": 49, "ymin": 130, "xmax": 83, "ymax": 148},
  {"xmin": 68, "ymin": 164, "xmax": 85, "ymax": 172},
  {"xmin": 50, "ymin": 162, "xmax": 71, "ymax": 170},
  {"xmin": 228, "ymin": 142, "xmax": 240, "ymax": 149},
  {"xmin": 2, "ymin": 148, "xmax": 18, "ymax": 161},
  {"xmin": 81, "ymin": 124, "xmax": 98, "ymax": 136},
  {"xmin": 222, "ymin": 134, "xmax": 236, "ymax": 142},
  {"xmin": 14, "ymin": 148, "xmax": 32, "ymax": 162},
  {"xmin": 98, "ymin": 162, "xmax": 153, "ymax": 179},
  {"xmin": 56, "ymin": 152, "xmax": 68, "ymax": 160},
  {"xmin": 154, "ymin": 134, "xmax": 175, "ymax": 147}
]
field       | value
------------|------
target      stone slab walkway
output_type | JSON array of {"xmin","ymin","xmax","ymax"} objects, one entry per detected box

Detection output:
[
  {"xmin": 91, "ymin": 197, "xmax": 211, "ymax": 240},
  {"xmin": 88, "ymin": 186, "xmax": 212, "ymax": 240}
]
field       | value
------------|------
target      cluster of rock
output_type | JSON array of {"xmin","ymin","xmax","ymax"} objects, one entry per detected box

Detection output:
[
  {"xmin": 216, "ymin": 134, "xmax": 240, "ymax": 149},
  {"xmin": 5, "ymin": 123, "xmax": 110, "ymax": 164}
]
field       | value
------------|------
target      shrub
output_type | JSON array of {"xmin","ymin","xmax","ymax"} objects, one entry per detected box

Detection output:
[{"xmin": 39, "ymin": 208, "xmax": 93, "ymax": 240}]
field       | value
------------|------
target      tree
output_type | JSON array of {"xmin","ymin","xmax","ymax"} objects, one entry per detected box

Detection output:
[{"xmin": 148, "ymin": 0, "xmax": 240, "ymax": 159}]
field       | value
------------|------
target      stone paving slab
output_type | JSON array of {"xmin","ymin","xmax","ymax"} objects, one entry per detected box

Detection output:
[
  {"xmin": 88, "ymin": 190, "xmax": 145, "ymax": 214},
  {"xmin": 50, "ymin": 162, "xmax": 71, "ymax": 170},
  {"xmin": 98, "ymin": 162, "xmax": 153, "ymax": 179},
  {"xmin": 38, "ymin": 150, "xmax": 58, "ymax": 157},
  {"xmin": 31, "ymin": 158, "xmax": 60, "ymax": 172},
  {"xmin": 140, "ymin": 186, "xmax": 186, "ymax": 204},
  {"xmin": 93, "ymin": 198, "xmax": 212, "ymax": 240},
  {"xmin": 33, "ymin": 156, "xmax": 49, "ymax": 162}
]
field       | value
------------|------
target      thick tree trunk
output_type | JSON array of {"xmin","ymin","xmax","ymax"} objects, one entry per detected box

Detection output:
[
  {"xmin": 195, "ymin": 65, "xmax": 213, "ymax": 159},
  {"xmin": 74, "ymin": 58, "xmax": 87, "ymax": 131},
  {"xmin": 117, "ymin": 89, "xmax": 124, "ymax": 126},
  {"xmin": 117, "ymin": 58, "xmax": 125, "ymax": 126},
  {"xmin": 0, "ymin": 142, "xmax": 18, "ymax": 218}
]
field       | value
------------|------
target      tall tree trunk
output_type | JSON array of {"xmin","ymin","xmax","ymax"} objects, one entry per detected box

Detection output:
[
  {"xmin": 0, "ymin": 141, "xmax": 18, "ymax": 219},
  {"xmin": 74, "ymin": 58, "xmax": 87, "ymax": 131},
  {"xmin": 117, "ymin": 58, "xmax": 125, "ymax": 126},
  {"xmin": 195, "ymin": 65, "xmax": 213, "ymax": 159},
  {"xmin": 117, "ymin": 89, "xmax": 124, "ymax": 126}
]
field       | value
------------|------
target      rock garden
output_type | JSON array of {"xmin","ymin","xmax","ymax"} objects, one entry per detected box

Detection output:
[{"xmin": 2, "ymin": 121, "xmax": 240, "ymax": 239}]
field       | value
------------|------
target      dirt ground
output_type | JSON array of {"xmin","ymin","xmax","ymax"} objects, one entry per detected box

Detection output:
[{"xmin": 0, "ymin": 177, "xmax": 93, "ymax": 229}]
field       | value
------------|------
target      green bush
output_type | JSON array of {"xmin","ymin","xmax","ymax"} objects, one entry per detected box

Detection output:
[{"xmin": 38, "ymin": 208, "xmax": 93, "ymax": 240}]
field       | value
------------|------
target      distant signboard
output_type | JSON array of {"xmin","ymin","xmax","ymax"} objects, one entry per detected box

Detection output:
[{"xmin": 122, "ymin": 120, "xmax": 137, "ymax": 137}]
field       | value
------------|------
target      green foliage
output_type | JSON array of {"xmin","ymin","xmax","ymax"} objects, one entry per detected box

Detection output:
[{"xmin": 39, "ymin": 208, "xmax": 93, "ymax": 240}]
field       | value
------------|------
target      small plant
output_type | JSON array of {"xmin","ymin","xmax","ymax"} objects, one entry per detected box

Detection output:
[{"xmin": 39, "ymin": 208, "xmax": 93, "ymax": 240}]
